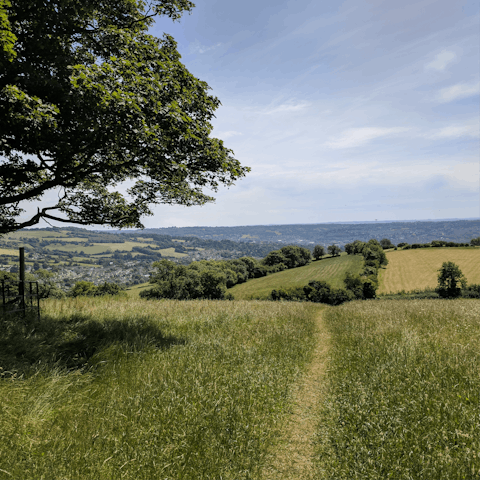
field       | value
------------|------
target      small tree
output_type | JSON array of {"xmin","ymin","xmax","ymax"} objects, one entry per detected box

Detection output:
[
  {"xmin": 327, "ymin": 244, "xmax": 341, "ymax": 257},
  {"xmin": 380, "ymin": 238, "xmax": 394, "ymax": 249},
  {"xmin": 471, "ymin": 237, "xmax": 480, "ymax": 246},
  {"xmin": 313, "ymin": 245, "xmax": 325, "ymax": 260},
  {"xmin": 436, "ymin": 262, "xmax": 467, "ymax": 298}
]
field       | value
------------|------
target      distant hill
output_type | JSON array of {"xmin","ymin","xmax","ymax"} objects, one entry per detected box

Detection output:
[
  {"xmin": 228, "ymin": 254, "xmax": 363, "ymax": 300},
  {"xmin": 379, "ymin": 247, "xmax": 480, "ymax": 294},
  {"xmin": 139, "ymin": 219, "xmax": 480, "ymax": 247}
]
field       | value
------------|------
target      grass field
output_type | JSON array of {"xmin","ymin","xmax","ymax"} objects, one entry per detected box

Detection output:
[
  {"xmin": 379, "ymin": 247, "xmax": 480, "ymax": 293},
  {"xmin": 0, "ymin": 247, "xmax": 18, "ymax": 256},
  {"xmin": 44, "ymin": 241, "xmax": 159, "ymax": 254},
  {"xmin": 0, "ymin": 297, "xmax": 318, "ymax": 480},
  {"xmin": 125, "ymin": 282, "xmax": 151, "ymax": 296},
  {"xmin": 229, "ymin": 254, "xmax": 363, "ymax": 300},
  {"xmin": 157, "ymin": 247, "xmax": 188, "ymax": 258},
  {"xmin": 315, "ymin": 299, "xmax": 480, "ymax": 479}
]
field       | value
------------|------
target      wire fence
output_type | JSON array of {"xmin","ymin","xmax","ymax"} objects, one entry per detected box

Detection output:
[{"xmin": 1, "ymin": 280, "xmax": 41, "ymax": 320}]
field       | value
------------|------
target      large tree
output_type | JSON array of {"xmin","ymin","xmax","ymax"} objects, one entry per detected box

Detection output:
[{"xmin": 0, "ymin": 0, "xmax": 248, "ymax": 235}]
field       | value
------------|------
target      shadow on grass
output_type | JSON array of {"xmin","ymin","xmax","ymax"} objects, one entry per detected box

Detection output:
[{"xmin": 0, "ymin": 312, "xmax": 185, "ymax": 376}]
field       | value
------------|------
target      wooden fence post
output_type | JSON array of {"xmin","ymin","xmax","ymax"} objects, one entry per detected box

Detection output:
[{"xmin": 19, "ymin": 247, "xmax": 25, "ymax": 314}]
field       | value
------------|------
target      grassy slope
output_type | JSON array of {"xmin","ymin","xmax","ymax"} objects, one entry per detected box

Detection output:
[
  {"xmin": 125, "ymin": 282, "xmax": 151, "ymax": 296},
  {"xmin": 229, "ymin": 254, "xmax": 363, "ymax": 300},
  {"xmin": 0, "ymin": 297, "xmax": 318, "ymax": 480},
  {"xmin": 379, "ymin": 247, "xmax": 480, "ymax": 293},
  {"xmin": 315, "ymin": 299, "xmax": 480, "ymax": 479}
]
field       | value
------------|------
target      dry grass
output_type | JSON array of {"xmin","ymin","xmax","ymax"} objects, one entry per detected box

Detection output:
[{"xmin": 379, "ymin": 247, "xmax": 480, "ymax": 293}]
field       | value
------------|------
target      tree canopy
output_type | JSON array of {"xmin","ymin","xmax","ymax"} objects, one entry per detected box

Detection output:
[
  {"xmin": 436, "ymin": 261, "xmax": 466, "ymax": 298},
  {"xmin": 0, "ymin": 0, "xmax": 249, "ymax": 235}
]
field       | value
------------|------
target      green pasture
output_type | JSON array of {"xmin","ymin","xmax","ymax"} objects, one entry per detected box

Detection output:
[
  {"xmin": 0, "ymin": 297, "xmax": 317, "ymax": 479},
  {"xmin": 158, "ymin": 247, "xmax": 187, "ymax": 258},
  {"xmin": 44, "ymin": 241, "xmax": 158, "ymax": 254},
  {"xmin": 125, "ymin": 282, "xmax": 151, "ymax": 296},
  {"xmin": 229, "ymin": 254, "xmax": 363, "ymax": 299}
]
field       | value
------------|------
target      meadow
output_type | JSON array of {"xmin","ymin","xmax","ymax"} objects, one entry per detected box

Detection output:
[
  {"xmin": 315, "ymin": 299, "xmax": 480, "ymax": 479},
  {"xmin": 379, "ymin": 247, "xmax": 480, "ymax": 294},
  {"xmin": 229, "ymin": 254, "xmax": 363, "ymax": 300},
  {"xmin": 0, "ymin": 297, "xmax": 318, "ymax": 480}
]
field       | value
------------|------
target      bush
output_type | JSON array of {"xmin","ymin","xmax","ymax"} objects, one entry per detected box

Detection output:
[
  {"xmin": 303, "ymin": 280, "xmax": 354, "ymax": 306},
  {"xmin": 270, "ymin": 287, "xmax": 306, "ymax": 301}
]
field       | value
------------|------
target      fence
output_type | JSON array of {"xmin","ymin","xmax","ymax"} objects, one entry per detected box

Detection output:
[{"xmin": 1, "ymin": 280, "xmax": 41, "ymax": 320}]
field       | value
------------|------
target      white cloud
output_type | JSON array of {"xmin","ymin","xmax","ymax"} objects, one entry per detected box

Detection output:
[
  {"xmin": 425, "ymin": 50, "xmax": 456, "ymax": 71},
  {"xmin": 437, "ymin": 81, "xmax": 480, "ymax": 102},
  {"xmin": 189, "ymin": 41, "xmax": 223, "ymax": 54},
  {"xmin": 427, "ymin": 123, "xmax": 479, "ymax": 139},
  {"xmin": 261, "ymin": 102, "xmax": 311, "ymax": 115},
  {"xmin": 214, "ymin": 130, "xmax": 243, "ymax": 139},
  {"xmin": 325, "ymin": 127, "xmax": 409, "ymax": 149}
]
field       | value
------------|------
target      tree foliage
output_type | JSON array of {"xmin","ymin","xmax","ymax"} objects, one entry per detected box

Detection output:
[
  {"xmin": 262, "ymin": 246, "xmax": 311, "ymax": 269},
  {"xmin": 345, "ymin": 240, "xmax": 365, "ymax": 255},
  {"xmin": 0, "ymin": 0, "xmax": 248, "ymax": 234},
  {"xmin": 327, "ymin": 244, "xmax": 341, "ymax": 257},
  {"xmin": 313, "ymin": 244, "xmax": 325, "ymax": 260},
  {"xmin": 436, "ymin": 262, "xmax": 467, "ymax": 299}
]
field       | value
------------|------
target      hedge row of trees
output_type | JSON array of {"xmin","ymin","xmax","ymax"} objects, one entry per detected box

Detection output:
[{"xmin": 398, "ymin": 239, "xmax": 478, "ymax": 249}]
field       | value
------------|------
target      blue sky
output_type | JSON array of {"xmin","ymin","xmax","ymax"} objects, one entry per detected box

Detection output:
[
  {"xmin": 20, "ymin": 0, "xmax": 480, "ymax": 230},
  {"xmin": 143, "ymin": 0, "xmax": 479, "ymax": 227}
]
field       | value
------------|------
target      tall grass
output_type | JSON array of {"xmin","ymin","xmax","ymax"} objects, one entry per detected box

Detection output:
[
  {"xmin": 0, "ymin": 297, "xmax": 318, "ymax": 479},
  {"xmin": 315, "ymin": 299, "xmax": 480, "ymax": 479}
]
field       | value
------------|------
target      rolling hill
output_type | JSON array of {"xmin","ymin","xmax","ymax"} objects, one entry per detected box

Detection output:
[{"xmin": 228, "ymin": 254, "xmax": 363, "ymax": 300}]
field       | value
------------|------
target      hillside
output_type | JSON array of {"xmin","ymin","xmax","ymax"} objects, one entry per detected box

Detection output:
[
  {"xmin": 378, "ymin": 247, "xmax": 480, "ymax": 294},
  {"xmin": 140, "ymin": 219, "xmax": 480, "ymax": 246},
  {"xmin": 228, "ymin": 254, "xmax": 363, "ymax": 300}
]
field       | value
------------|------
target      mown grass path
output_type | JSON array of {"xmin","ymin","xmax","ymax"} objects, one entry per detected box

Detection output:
[{"xmin": 261, "ymin": 306, "xmax": 329, "ymax": 480}]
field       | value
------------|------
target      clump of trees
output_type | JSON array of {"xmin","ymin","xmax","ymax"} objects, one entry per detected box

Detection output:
[{"xmin": 262, "ymin": 246, "xmax": 311, "ymax": 270}]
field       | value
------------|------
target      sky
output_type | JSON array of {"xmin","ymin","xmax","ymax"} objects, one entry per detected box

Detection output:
[
  {"xmin": 143, "ymin": 0, "xmax": 480, "ymax": 227},
  {"xmin": 26, "ymin": 0, "xmax": 480, "ymax": 228}
]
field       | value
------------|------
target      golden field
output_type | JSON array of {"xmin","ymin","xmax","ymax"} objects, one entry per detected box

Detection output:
[{"xmin": 378, "ymin": 247, "xmax": 480, "ymax": 293}]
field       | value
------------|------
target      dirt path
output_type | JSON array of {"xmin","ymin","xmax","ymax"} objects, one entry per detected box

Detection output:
[{"xmin": 261, "ymin": 308, "xmax": 330, "ymax": 480}]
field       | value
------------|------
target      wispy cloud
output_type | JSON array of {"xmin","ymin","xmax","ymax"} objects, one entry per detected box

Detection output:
[
  {"xmin": 425, "ymin": 50, "xmax": 456, "ymax": 71},
  {"xmin": 325, "ymin": 127, "xmax": 409, "ymax": 149},
  {"xmin": 189, "ymin": 41, "xmax": 223, "ymax": 54},
  {"xmin": 214, "ymin": 130, "xmax": 243, "ymax": 139},
  {"xmin": 427, "ymin": 123, "xmax": 479, "ymax": 139},
  {"xmin": 437, "ymin": 81, "xmax": 480, "ymax": 102},
  {"xmin": 261, "ymin": 102, "xmax": 311, "ymax": 115}
]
